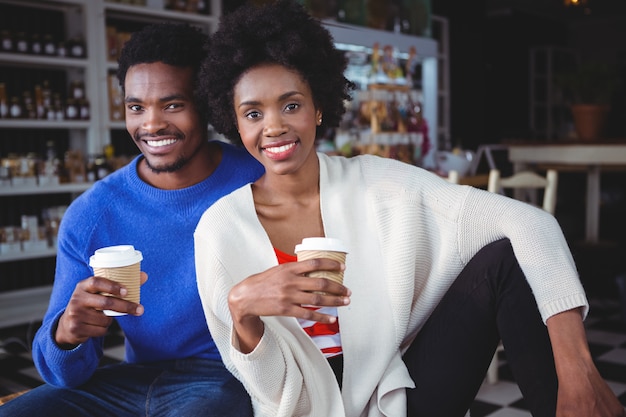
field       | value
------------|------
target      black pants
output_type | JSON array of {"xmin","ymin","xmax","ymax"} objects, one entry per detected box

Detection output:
[{"xmin": 403, "ymin": 238, "xmax": 558, "ymax": 417}]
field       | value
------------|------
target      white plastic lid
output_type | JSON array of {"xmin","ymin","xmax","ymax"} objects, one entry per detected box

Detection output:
[
  {"xmin": 294, "ymin": 237, "xmax": 348, "ymax": 254},
  {"xmin": 89, "ymin": 245, "xmax": 143, "ymax": 268}
]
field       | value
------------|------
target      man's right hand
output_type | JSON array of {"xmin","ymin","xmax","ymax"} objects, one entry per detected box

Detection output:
[{"xmin": 54, "ymin": 272, "xmax": 147, "ymax": 349}]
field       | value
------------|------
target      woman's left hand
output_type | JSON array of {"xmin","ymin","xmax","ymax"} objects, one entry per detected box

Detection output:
[
  {"xmin": 555, "ymin": 359, "xmax": 625, "ymax": 416},
  {"xmin": 547, "ymin": 309, "xmax": 625, "ymax": 416}
]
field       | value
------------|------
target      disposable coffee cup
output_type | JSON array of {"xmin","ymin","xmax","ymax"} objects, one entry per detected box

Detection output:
[
  {"xmin": 89, "ymin": 245, "xmax": 143, "ymax": 316},
  {"xmin": 295, "ymin": 237, "xmax": 348, "ymax": 291}
]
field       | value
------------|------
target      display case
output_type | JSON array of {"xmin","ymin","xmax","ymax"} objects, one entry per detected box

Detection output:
[{"xmin": 321, "ymin": 20, "xmax": 439, "ymax": 166}]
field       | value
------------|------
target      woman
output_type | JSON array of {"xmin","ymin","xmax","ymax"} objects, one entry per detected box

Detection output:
[{"xmin": 194, "ymin": 1, "xmax": 625, "ymax": 416}]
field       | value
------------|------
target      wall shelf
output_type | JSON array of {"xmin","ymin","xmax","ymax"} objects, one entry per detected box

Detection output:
[
  {"xmin": 0, "ymin": 247, "xmax": 56, "ymax": 263},
  {"xmin": 0, "ymin": 182, "xmax": 92, "ymax": 196},
  {"xmin": 0, "ymin": 120, "xmax": 91, "ymax": 129}
]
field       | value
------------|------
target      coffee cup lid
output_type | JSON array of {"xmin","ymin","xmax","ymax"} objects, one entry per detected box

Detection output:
[
  {"xmin": 89, "ymin": 245, "xmax": 143, "ymax": 268},
  {"xmin": 294, "ymin": 237, "xmax": 348, "ymax": 254}
]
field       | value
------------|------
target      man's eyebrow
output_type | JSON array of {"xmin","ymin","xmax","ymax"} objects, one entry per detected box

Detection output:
[{"xmin": 124, "ymin": 94, "xmax": 188, "ymax": 104}]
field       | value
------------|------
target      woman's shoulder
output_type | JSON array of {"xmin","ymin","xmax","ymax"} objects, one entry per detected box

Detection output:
[{"xmin": 320, "ymin": 153, "xmax": 445, "ymax": 189}]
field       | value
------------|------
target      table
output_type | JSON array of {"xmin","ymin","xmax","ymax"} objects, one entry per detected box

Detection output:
[{"xmin": 507, "ymin": 141, "xmax": 626, "ymax": 244}]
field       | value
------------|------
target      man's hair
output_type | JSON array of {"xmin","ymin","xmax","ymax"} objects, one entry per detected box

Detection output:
[
  {"xmin": 117, "ymin": 22, "xmax": 210, "ymax": 125},
  {"xmin": 200, "ymin": 0, "xmax": 355, "ymax": 145}
]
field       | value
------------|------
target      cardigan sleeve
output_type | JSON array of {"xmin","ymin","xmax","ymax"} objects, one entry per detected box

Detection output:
[
  {"xmin": 194, "ymin": 231, "xmax": 298, "ymax": 416},
  {"xmin": 456, "ymin": 186, "xmax": 588, "ymax": 322},
  {"xmin": 193, "ymin": 198, "xmax": 345, "ymax": 417},
  {"xmin": 354, "ymin": 154, "xmax": 588, "ymax": 324}
]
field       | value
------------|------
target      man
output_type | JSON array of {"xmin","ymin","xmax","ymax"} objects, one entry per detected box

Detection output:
[{"xmin": 0, "ymin": 23, "xmax": 263, "ymax": 417}]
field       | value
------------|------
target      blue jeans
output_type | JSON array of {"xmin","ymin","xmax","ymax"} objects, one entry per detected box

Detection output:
[{"xmin": 0, "ymin": 358, "xmax": 252, "ymax": 417}]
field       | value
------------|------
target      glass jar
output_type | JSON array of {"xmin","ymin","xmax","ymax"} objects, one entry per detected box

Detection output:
[
  {"xmin": 1, "ymin": 29, "xmax": 14, "ymax": 52},
  {"xmin": 15, "ymin": 31, "xmax": 29, "ymax": 54}
]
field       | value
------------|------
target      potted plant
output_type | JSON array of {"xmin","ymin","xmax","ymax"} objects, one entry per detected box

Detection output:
[{"xmin": 556, "ymin": 61, "xmax": 621, "ymax": 140}]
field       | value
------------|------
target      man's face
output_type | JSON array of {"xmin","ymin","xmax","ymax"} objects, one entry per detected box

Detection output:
[{"xmin": 124, "ymin": 62, "xmax": 206, "ymax": 174}]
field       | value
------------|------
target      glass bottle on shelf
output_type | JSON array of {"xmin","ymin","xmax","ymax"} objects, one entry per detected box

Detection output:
[
  {"xmin": 42, "ymin": 80, "xmax": 52, "ymax": 111},
  {"xmin": 65, "ymin": 98, "xmax": 79, "ymax": 120},
  {"xmin": 94, "ymin": 154, "xmax": 111, "ymax": 181},
  {"xmin": 86, "ymin": 154, "xmax": 96, "ymax": 182},
  {"xmin": 0, "ymin": 82, "xmax": 8, "ymax": 119},
  {"xmin": 30, "ymin": 33, "xmax": 42, "ymax": 55},
  {"xmin": 15, "ymin": 31, "xmax": 29, "ymax": 54},
  {"xmin": 1, "ymin": 29, "xmax": 14, "ymax": 52},
  {"xmin": 69, "ymin": 35, "xmax": 86, "ymax": 58},
  {"xmin": 79, "ymin": 98, "xmax": 90, "ymax": 120},
  {"xmin": 9, "ymin": 96, "xmax": 23, "ymax": 119},
  {"xmin": 406, "ymin": 90, "xmax": 423, "ymax": 132},
  {"xmin": 57, "ymin": 40, "xmax": 67, "ymax": 57},
  {"xmin": 197, "ymin": 0, "xmax": 207, "ymax": 13},
  {"xmin": 70, "ymin": 80, "xmax": 85, "ymax": 100},
  {"xmin": 22, "ymin": 90, "xmax": 36, "ymax": 119},
  {"xmin": 41, "ymin": 140, "xmax": 60, "ymax": 185},
  {"xmin": 52, "ymin": 93, "xmax": 64, "ymax": 120},
  {"xmin": 43, "ymin": 34, "xmax": 56, "ymax": 56},
  {"xmin": 46, "ymin": 104, "xmax": 55, "ymax": 120},
  {"xmin": 34, "ymin": 84, "xmax": 45, "ymax": 119}
]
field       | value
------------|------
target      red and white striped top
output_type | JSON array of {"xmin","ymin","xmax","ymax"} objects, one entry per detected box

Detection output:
[{"xmin": 274, "ymin": 248, "xmax": 343, "ymax": 358}]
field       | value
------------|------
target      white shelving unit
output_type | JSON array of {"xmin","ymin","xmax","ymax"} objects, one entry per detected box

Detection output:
[
  {"xmin": 323, "ymin": 19, "xmax": 439, "ymax": 145},
  {"xmin": 0, "ymin": 0, "xmax": 221, "ymax": 328},
  {"xmin": 0, "ymin": 182, "xmax": 92, "ymax": 197}
]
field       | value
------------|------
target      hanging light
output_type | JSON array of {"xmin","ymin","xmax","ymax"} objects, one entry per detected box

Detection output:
[{"xmin": 564, "ymin": 0, "xmax": 588, "ymax": 6}]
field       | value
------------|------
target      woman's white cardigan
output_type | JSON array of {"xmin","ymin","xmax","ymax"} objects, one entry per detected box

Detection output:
[{"xmin": 194, "ymin": 153, "xmax": 587, "ymax": 417}]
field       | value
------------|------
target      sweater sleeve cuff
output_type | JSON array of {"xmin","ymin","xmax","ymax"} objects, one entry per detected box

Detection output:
[
  {"xmin": 230, "ymin": 325, "xmax": 290, "ymax": 404},
  {"xmin": 539, "ymin": 293, "xmax": 589, "ymax": 323},
  {"xmin": 35, "ymin": 310, "xmax": 99, "ymax": 387}
]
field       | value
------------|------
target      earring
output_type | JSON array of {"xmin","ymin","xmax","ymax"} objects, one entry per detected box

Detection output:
[{"xmin": 317, "ymin": 115, "xmax": 323, "ymax": 125}]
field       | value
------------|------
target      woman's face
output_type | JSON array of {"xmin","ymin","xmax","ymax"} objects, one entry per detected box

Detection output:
[{"xmin": 233, "ymin": 63, "xmax": 321, "ymax": 176}]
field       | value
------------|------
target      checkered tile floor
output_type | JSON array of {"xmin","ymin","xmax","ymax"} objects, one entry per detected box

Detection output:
[
  {"xmin": 2, "ymin": 299, "xmax": 626, "ymax": 415},
  {"xmin": 470, "ymin": 297, "xmax": 626, "ymax": 416}
]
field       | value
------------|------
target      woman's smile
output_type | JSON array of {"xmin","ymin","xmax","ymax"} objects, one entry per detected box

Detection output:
[{"xmin": 262, "ymin": 140, "xmax": 300, "ymax": 160}]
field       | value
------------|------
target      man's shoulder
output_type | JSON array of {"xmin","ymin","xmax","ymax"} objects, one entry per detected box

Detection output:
[
  {"xmin": 218, "ymin": 141, "xmax": 255, "ymax": 162},
  {"xmin": 64, "ymin": 160, "xmax": 134, "ymax": 214},
  {"xmin": 215, "ymin": 140, "xmax": 264, "ymax": 177}
]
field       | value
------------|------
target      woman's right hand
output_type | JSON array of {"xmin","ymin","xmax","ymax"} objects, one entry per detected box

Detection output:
[{"xmin": 228, "ymin": 258, "xmax": 350, "ymax": 353}]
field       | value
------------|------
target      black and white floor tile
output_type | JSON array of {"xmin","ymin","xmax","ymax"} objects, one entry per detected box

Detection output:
[
  {"xmin": 469, "ymin": 297, "xmax": 626, "ymax": 417},
  {"xmin": 2, "ymin": 298, "xmax": 626, "ymax": 416}
]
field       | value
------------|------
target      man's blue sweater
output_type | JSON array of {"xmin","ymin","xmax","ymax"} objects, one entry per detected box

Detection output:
[{"xmin": 32, "ymin": 141, "xmax": 264, "ymax": 387}]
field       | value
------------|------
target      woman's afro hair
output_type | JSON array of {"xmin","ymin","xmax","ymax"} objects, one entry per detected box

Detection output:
[
  {"xmin": 116, "ymin": 22, "xmax": 211, "ymax": 124},
  {"xmin": 199, "ymin": 0, "xmax": 355, "ymax": 145}
]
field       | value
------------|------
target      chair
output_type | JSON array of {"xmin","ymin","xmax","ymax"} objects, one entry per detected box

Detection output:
[
  {"xmin": 447, "ymin": 170, "xmax": 459, "ymax": 184},
  {"xmin": 446, "ymin": 170, "xmax": 491, "ymax": 188},
  {"xmin": 487, "ymin": 169, "xmax": 558, "ymax": 215},
  {"xmin": 485, "ymin": 168, "xmax": 558, "ymax": 384}
]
